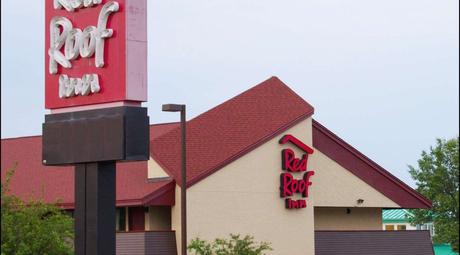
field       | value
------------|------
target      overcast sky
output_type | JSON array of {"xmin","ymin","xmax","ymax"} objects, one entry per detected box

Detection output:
[{"xmin": 1, "ymin": 0, "xmax": 458, "ymax": 187}]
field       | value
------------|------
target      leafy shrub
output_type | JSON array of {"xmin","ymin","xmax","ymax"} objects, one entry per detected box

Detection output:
[
  {"xmin": 1, "ymin": 164, "xmax": 74, "ymax": 255},
  {"xmin": 188, "ymin": 234, "xmax": 272, "ymax": 255}
]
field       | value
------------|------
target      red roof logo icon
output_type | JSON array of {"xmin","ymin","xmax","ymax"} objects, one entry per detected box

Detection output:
[{"xmin": 279, "ymin": 134, "xmax": 314, "ymax": 154}]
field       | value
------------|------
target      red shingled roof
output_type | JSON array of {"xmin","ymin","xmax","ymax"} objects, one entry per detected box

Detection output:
[
  {"xmin": 150, "ymin": 122, "xmax": 180, "ymax": 140},
  {"xmin": 151, "ymin": 76, "xmax": 315, "ymax": 187},
  {"xmin": 149, "ymin": 76, "xmax": 430, "ymax": 208},
  {"xmin": 2, "ymin": 76, "xmax": 430, "ymax": 209},
  {"xmin": 1, "ymin": 135, "xmax": 174, "ymax": 209}
]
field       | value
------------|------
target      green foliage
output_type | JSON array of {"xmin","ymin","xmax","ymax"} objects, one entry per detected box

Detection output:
[
  {"xmin": 408, "ymin": 137, "xmax": 459, "ymax": 252},
  {"xmin": 188, "ymin": 234, "xmax": 273, "ymax": 255},
  {"xmin": 1, "ymin": 164, "xmax": 74, "ymax": 255}
]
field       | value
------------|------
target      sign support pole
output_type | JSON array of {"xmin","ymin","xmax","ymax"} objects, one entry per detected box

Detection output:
[{"xmin": 74, "ymin": 162, "xmax": 116, "ymax": 255}]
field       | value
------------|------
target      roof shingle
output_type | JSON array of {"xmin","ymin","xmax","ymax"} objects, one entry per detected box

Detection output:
[
  {"xmin": 1, "ymin": 134, "xmax": 174, "ymax": 208},
  {"xmin": 151, "ymin": 76, "xmax": 315, "ymax": 187}
]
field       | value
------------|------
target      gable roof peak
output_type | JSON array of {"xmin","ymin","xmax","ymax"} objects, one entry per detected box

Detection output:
[{"xmin": 151, "ymin": 76, "xmax": 315, "ymax": 187}]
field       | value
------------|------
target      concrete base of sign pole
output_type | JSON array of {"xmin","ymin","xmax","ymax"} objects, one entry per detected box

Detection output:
[{"xmin": 75, "ymin": 162, "xmax": 116, "ymax": 255}]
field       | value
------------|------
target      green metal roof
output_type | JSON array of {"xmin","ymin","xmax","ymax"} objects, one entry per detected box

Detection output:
[
  {"xmin": 433, "ymin": 244, "xmax": 459, "ymax": 255},
  {"xmin": 382, "ymin": 209, "xmax": 413, "ymax": 223}
]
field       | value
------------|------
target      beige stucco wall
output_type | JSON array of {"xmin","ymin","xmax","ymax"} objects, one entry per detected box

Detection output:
[
  {"xmin": 309, "ymin": 150, "xmax": 399, "ymax": 208},
  {"xmin": 167, "ymin": 116, "xmax": 401, "ymax": 254},
  {"xmin": 171, "ymin": 185, "xmax": 182, "ymax": 253},
  {"xmin": 148, "ymin": 157, "xmax": 170, "ymax": 179},
  {"xmin": 183, "ymin": 118, "xmax": 315, "ymax": 255},
  {"xmin": 314, "ymin": 207, "xmax": 382, "ymax": 230}
]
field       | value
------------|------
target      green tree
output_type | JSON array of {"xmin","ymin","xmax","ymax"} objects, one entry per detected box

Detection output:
[
  {"xmin": 408, "ymin": 137, "xmax": 459, "ymax": 252},
  {"xmin": 1, "ymin": 164, "xmax": 74, "ymax": 255},
  {"xmin": 188, "ymin": 234, "xmax": 272, "ymax": 255}
]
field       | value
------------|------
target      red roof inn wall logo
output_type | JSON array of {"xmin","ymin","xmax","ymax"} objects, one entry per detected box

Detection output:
[
  {"xmin": 45, "ymin": 0, "xmax": 147, "ymax": 109},
  {"xmin": 279, "ymin": 135, "xmax": 315, "ymax": 209}
]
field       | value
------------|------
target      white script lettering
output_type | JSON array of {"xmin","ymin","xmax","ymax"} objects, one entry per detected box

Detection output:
[
  {"xmin": 54, "ymin": 0, "xmax": 103, "ymax": 12},
  {"xmin": 48, "ymin": 1, "xmax": 119, "ymax": 74},
  {"xmin": 59, "ymin": 74, "xmax": 100, "ymax": 98}
]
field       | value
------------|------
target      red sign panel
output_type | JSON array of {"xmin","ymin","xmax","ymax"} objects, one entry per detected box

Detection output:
[
  {"xmin": 45, "ymin": 0, "xmax": 147, "ymax": 109},
  {"xmin": 279, "ymin": 135, "xmax": 315, "ymax": 209}
]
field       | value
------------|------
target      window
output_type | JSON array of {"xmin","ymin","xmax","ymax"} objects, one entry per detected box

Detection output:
[
  {"xmin": 397, "ymin": 225, "xmax": 406, "ymax": 230},
  {"xmin": 116, "ymin": 207, "xmax": 126, "ymax": 231},
  {"xmin": 385, "ymin": 225, "xmax": 395, "ymax": 230},
  {"xmin": 426, "ymin": 223, "xmax": 435, "ymax": 237}
]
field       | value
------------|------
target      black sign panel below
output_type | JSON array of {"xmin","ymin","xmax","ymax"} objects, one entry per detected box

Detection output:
[{"xmin": 42, "ymin": 106, "xmax": 149, "ymax": 165}]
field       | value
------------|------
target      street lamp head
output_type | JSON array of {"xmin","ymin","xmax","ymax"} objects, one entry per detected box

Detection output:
[{"xmin": 162, "ymin": 104, "xmax": 185, "ymax": 112}]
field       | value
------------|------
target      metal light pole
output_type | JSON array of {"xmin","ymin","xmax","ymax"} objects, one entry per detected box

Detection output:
[{"xmin": 162, "ymin": 104, "xmax": 187, "ymax": 255}]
